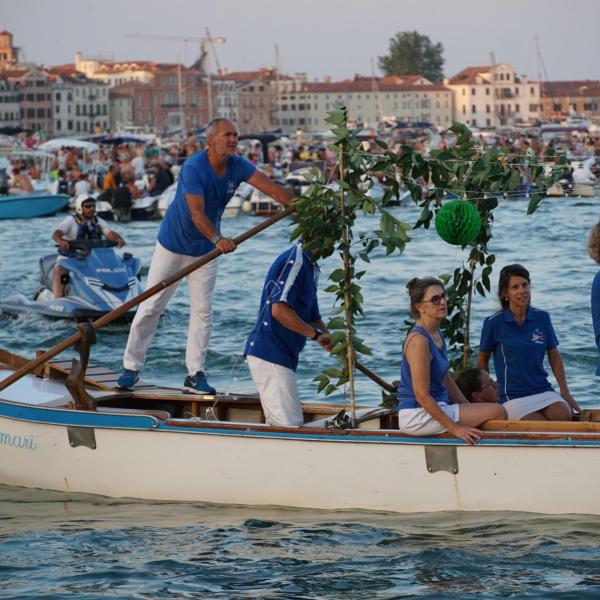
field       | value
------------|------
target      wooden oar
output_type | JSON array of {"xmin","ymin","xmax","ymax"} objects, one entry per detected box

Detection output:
[
  {"xmin": 355, "ymin": 360, "xmax": 397, "ymax": 393},
  {"xmin": 0, "ymin": 205, "xmax": 295, "ymax": 392}
]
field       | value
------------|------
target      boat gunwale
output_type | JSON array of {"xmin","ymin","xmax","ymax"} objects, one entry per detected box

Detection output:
[{"xmin": 3, "ymin": 397, "xmax": 600, "ymax": 447}]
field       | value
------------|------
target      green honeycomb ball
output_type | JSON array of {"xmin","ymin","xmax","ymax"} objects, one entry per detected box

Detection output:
[{"xmin": 434, "ymin": 201, "xmax": 481, "ymax": 246}]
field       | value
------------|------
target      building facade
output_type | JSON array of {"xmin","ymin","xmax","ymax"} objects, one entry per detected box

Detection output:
[
  {"xmin": 0, "ymin": 77, "xmax": 20, "ymax": 130},
  {"xmin": 48, "ymin": 67, "xmax": 110, "ymax": 136},
  {"xmin": 0, "ymin": 31, "xmax": 18, "ymax": 69},
  {"xmin": 74, "ymin": 52, "xmax": 155, "ymax": 87},
  {"xmin": 446, "ymin": 64, "xmax": 541, "ymax": 128},
  {"xmin": 540, "ymin": 81, "xmax": 600, "ymax": 122},
  {"xmin": 276, "ymin": 74, "xmax": 453, "ymax": 133}
]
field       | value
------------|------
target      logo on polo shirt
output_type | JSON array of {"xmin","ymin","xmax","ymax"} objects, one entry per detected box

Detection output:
[
  {"xmin": 227, "ymin": 182, "xmax": 235, "ymax": 195},
  {"xmin": 531, "ymin": 328, "xmax": 545, "ymax": 344}
]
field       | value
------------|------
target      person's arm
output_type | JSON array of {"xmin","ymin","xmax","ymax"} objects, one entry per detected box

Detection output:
[
  {"xmin": 184, "ymin": 193, "xmax": 236, "ymax": 254},
  {"xmin": 52, "ymin": 228, "xmax": 70, "ymax": 252},
  {"xmin": 272, "ymin": 302, "xmax": 331, "ymax": 350},
  {"xmin": 547, "ymin": 347, "xmax": 580, "ymax": 412},
  {"xmin": 405, "ymin": 334, "xmax": 481, "ymax": 445},
  {"xmin": 445, "ymin": 372, "xmax": 469, "ymax": 405},
  {"xmin": 247, "ymin": 170, "xmax": 295, "ymax": 207},
  {"xmin": 105, "ymin": 229, "xmax": 126, "ymax": 247},
  {"xmin": 477, "ymin": 351, "xmax": 491, "ymax": 370}
]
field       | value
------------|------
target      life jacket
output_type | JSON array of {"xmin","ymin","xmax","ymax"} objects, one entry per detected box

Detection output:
[
  {"xmin": 57, "ymin": 179, "xmax": 69, "ymax": 195},
  {"xmin": 58, "ymin": 214, "xmax": 104, "ymax": 256}
]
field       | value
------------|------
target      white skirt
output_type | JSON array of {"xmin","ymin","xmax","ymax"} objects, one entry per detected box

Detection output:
[
  {"xmin": 398, "ymin": 402, "xmax": 460, "ymax": 436},
  {"xmin": 503, "ymin": 390, "xmax": 568, "ymax": 421}
]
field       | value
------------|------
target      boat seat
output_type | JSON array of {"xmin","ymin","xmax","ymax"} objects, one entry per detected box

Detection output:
[{"xmin": 304, "ymin": 407, "xmax": 395, "ymax": 429}]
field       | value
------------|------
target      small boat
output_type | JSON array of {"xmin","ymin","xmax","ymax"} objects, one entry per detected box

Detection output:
[
  {"xmin": 0, "ymin": 239, "xmax": 143, "ymax": 321},
  {"xmin": 0, "ymin": 192, "xmax": 69, "ymax": 219},
  {"xmin": 95, "ymin": 194, "xmax": 160, "ymax": 222},
  {"xmin": 1, "ymin": 347, "xmax": 600, "ymax": 515}
]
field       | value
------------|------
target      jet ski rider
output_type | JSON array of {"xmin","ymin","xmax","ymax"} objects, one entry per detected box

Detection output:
[{"xmin": 51, "ymin": 195, "xmax": 126, "ymax": 298}]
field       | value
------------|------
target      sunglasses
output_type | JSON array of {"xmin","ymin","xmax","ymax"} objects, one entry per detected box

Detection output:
[{"xmin": 420, "ymin": 292, "xmax": 446, "ymax": 305}]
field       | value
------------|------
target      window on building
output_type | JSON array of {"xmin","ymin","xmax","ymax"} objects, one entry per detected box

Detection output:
[
  {"xmin": 529, "ymin": 103, "xmax": 538, "ymax": 112},
  {"xmin": 486, "ymin": 88, "xmax": 490, "ymax": 95},
  {"xmin": 486, "ymin": 104, "xmax": 490, "ymax": 113},
  {"xmin": 486, "ymin": 118, "xmax": 491, "ymax": 126},
  {"xmin": 462, "ymin": 105, "xmax": 466, "ymax": 114},
  {"xmin": 515, "ymin": 88, "xmax": 519, "ymax": 96},
  {"xmin": 37, "ymin": 108, "xmax": 45, "ymax": 118},
  {"xmin": 56, "ymin": 119, "xmax": 61, "ymax": 130},
  {"xmin": 471, "ymin": 88, "xmax": 476, "ymax": 95},
  {"xmin": 553, "ymin": 103, "xmax": 562, "ymax": 112},
  {"xmin": 471, "ymin": 105, "xmax": 476, "ymax": 113},
  {"xmin": 515, "ymin": 103, "xmax": 520, "ymax": 113},
  {"xmin": 56, "ymin": 92, "xmax": 61, "ymax": 101}
]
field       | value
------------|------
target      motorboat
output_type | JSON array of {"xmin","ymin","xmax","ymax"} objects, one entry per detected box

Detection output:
[
  {"xmin": 0, "ymin": 192, "xmax": 69, "ymax": 219},
  {"xmin": 0, "ymin": 239, "xmax": 143, "ymax": 321}
]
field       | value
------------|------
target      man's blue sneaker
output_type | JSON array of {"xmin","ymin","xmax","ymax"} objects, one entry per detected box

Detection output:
[
  {"xmin": 116, "ymin": 369, "xmax": 139, "ymax": 390},
  {"xmin": 183, "ymin": 371, "xmax": 216, "ymax": 395}
]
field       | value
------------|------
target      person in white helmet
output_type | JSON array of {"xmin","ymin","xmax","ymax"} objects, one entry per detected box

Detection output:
[{"xmin": 51, "ymin": 195, "xmax": 125, "ymax": 298}]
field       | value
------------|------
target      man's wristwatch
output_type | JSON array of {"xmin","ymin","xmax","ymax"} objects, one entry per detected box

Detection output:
[
  {"xmin": 211, "ymin": 234, "xmax": 223, "ymax": 244},
  {"xmin": 311, "ymin": 328, "xmax": 324, "ymax": 341}
]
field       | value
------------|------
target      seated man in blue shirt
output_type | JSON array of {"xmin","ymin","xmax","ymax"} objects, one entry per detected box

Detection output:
[{"xmin": 244, "ymin": 242, "xmax": 332, "ymax": 426}]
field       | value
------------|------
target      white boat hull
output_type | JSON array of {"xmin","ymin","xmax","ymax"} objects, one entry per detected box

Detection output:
[{"xmin": 1, "ymin": 403, "xmax": 599, "ymax": 514}]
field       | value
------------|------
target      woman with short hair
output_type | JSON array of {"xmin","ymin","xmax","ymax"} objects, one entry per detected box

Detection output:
[{"xmin": 397, "ymin": 277, "xmax": 505, "ymax": 444}]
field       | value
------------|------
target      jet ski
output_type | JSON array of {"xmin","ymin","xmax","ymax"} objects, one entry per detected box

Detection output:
[{"xmin": 0, "ymin": 239, "xmax": 143, "ymax": 322}]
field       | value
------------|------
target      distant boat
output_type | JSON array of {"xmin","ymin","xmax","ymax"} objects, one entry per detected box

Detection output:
[{"xmin": 0, "ymin": 193, "xmax": 69, "ymax": 220}]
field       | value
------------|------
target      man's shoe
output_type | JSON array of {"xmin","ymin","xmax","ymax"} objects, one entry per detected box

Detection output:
[
  {"xmin": 116, "ymin": 369, "xmax": 139, "ymax": 390},
  {"xmin": 183, "ymin": 371, "xmax": 216, "ymax": 395}
]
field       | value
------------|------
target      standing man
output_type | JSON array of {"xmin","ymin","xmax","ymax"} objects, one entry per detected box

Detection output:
[
  {"xmin": 117, "ymin": 118, "xmax": 294, "ymax": 393},
  {"xmin": 244, "ymin": 241, "xmax": 331, "ymax": 427}
]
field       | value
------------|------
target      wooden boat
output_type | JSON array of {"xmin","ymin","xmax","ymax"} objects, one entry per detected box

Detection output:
[
  {"xmin": 2, "ymin": 346, "xmax": 600, "ymax": 515},
  {"xmin": 0, "ymin": 192, "xmax": 69, "ymax": 219}
]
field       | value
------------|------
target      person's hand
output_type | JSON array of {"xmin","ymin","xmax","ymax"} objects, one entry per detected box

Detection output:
[
  {"xmin": 316, "ymin": 332, "xmax": 332, "ymax": 351},
  {"xmin": 216, "ymin": 237, "xmax": 236, "ymax": 254},
  {"xmin": 116, "ymin": 238, "xmax": 126, "ymax": 248},
  {"xmin": 448, "ymin": 423, "xmax": 482, "ymax": 445},
  {"xmin": 57, "ymin": 239, "xmax": 70, "ymax": 252},
  {"xmin": 561, "ymin": 391, "xmax": 581, "ymax": 414}
]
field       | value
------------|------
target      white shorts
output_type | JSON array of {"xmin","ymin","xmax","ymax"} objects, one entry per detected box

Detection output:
[
  {"xmin": 246, "ymin": 355, "xmax": 303, "ymax": 427},
  {"xmin": 503, "ymin": 391, "xmax": 569, "ymax": 421},
  {"xmin": 398, "ymin": 402, "xmax": 460, "ymax": 436}
]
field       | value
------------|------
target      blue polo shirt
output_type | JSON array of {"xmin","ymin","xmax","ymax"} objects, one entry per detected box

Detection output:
[
  {"xmin": 479, "ymin": 306, "xmax": 558, "ymax": 402},
  {"xmin": 158, "ymin": 150, "xmax": 256, "ymax": 257},
  {"xmin": 592, "ymin": 271, "xmax": 600, "ymax": 376},
  {"xmin": 244, "ymin": 243, "xmax": 321, "ymax": 371}
]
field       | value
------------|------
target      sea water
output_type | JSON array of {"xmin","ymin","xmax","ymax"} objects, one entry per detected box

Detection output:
[{"xmin": 0, "ymin": 196, "xmax": 599, "ymax": 598}]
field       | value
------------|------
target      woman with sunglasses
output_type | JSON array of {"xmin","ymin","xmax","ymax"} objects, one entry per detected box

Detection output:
[
  {"xmin": 397, "ymin": 277, "xmax": 505, "ymax": 445},
  {"xmin": 477, "ymin": 264, "xmax": 579, "ymax": 420}
]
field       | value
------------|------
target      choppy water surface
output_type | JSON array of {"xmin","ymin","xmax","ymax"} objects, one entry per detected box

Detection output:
[{"xmin": 1, "ymin": 197, "xmax": 600, "ymax": 597}]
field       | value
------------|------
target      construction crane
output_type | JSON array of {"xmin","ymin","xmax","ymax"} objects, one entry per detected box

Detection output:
[{"xmin": 125, "ymin": 32, "xmax": 225, "ymax": 121}]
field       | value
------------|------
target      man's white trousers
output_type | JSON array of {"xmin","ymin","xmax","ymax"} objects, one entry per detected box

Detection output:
[{"xmin": 123, "ymin": 241, "xmax": 218, "ymax": 375}]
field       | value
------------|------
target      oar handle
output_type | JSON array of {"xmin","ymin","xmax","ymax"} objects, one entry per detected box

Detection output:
[
  {"xmin": 355, "ymin": 360, "xmax": 397, "ymax": 393},
  {"xmin": 0, "ymin": 205, "xmax": 295, "ymax": 392}
]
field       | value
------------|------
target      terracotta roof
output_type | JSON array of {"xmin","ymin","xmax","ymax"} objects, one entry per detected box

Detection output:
[
  {"xmin": 541, "ymin": 80, "xmax": 600, "ymax": 97},
  {"xmin": 447, "ymin": 66, "xmax": 492, "ymax": 85},
  {"xmin": 215, "ymin": 69, "xmax": 280, "ymax": 83},
  {"xmin": 302, "ymin": 78, "xmax": 450, "ymax": 93}
]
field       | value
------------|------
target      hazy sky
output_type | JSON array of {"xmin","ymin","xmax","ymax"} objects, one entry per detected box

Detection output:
[{"xmin": 2, "ymin": 0, "xmax": 599, "ymax": 82}]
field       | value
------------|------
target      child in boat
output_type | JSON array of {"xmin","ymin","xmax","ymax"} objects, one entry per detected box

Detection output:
[
  {"xmin": 455, "ymin": 367, "xmax": 499, "ymax": 404},
  {"xmin": 477, "ymin": 263, "xmax": 580, "ymax": 421}
]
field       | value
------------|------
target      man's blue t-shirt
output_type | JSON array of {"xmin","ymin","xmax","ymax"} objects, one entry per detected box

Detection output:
[
  {"xmin": 479, "ymin": 306, "xmax": 558, "ymax": 402},
  {"xmin": 158, "ymin": 150, "xmax": 256, "ymax": 257},
  {"xmin": 244, "ymin": 243, "xmax": 321, "ymax": 371}
]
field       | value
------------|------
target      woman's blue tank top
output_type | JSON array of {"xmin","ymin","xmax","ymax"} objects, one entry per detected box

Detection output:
[{"xmin": 397, "ymin": 325, "xmax": 449, "ymax": 410}]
